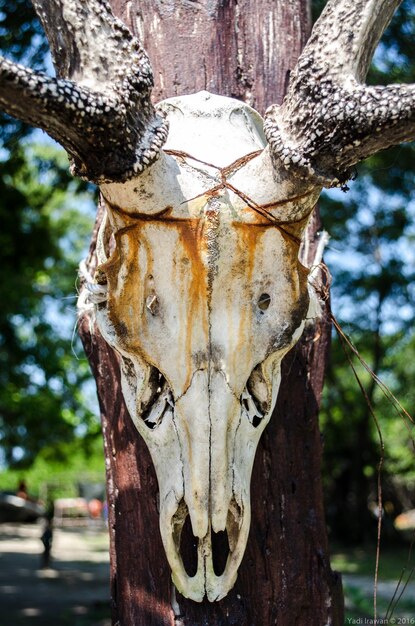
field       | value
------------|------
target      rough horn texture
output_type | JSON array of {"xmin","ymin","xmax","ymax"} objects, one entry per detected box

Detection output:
[
  {"xmin": 0, "ymin": 0, "xmax": 168, "ymax": 182},
  {"xmin": 265, "ymin": 0, "xmax": 415, "ymax": 187}
]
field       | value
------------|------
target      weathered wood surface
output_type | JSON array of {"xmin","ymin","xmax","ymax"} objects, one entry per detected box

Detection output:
[
  {"xmin": 79, "ymin": 1, "xmax": 344, "ymax": 624},
  {"xmin": 115, "ymin": 0, "xmax": 310, "ymax": 113}
]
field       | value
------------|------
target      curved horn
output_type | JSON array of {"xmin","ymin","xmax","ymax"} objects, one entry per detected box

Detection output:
[
  {"xmin": 264, "ymin": 0, "xmax": 415, "ymax": 187},
  {"xmin": 0, "ymin": 0, "xmax": 168, "ymax": 183}
]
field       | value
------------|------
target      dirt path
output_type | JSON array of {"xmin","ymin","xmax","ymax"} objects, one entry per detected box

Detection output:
[{"xmin": 0, "ymin": 522, "xmax": 111, "ymax": 626}]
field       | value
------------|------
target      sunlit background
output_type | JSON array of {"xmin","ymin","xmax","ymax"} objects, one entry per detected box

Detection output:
[{"xmin": 1, "ymin": 0, "xmax": 415, "ymax": 623}]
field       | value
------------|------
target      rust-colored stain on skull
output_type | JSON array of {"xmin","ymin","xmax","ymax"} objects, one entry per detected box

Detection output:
[
  {"xmin": 100, "ymin": 212, "xmax": 211, "ymax": 394},
  {"xmin": 90, "ymin": 93, "xmax": 321, "ymax": 603}
]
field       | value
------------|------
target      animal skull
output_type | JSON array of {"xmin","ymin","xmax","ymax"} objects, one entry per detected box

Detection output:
[
  {"xmin": 1, "ymin": 0, "xmax": 412, "ymax": 605},
  {"xmin": 91, "ymin": 91, "xmax": 320, "ymax": 601}
]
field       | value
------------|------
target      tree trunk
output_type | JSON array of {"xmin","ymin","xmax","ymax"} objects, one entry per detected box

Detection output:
[{"xmin": 79, "ymin": 2, "xmax": 344, "ymax": 624}]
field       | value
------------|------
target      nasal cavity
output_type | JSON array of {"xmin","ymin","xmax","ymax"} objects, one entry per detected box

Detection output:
[
  {"xmin": 180, "ymin": 514, "xmax": 198, "ymax": 577},
  {"xmin": 141, "ymin": 366, "xmax": 173, "ymax": 430},
  {"xmin": 211, "ymin": 529, "xmax": 230, "ymax": 576}
]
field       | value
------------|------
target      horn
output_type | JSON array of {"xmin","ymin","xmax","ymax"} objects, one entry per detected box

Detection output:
[
  {"xmin": 0, "ymin": 0, "xmax": 168, "ymax": 183},
  {"xmin": 264, "ymin": 0, "xmax": 415, "ymax": 187}
]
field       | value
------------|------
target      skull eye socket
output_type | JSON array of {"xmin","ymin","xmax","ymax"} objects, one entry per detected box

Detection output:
[{"xmin": 258, "ymin": 293, "xmax": 271, "ymax": 311}]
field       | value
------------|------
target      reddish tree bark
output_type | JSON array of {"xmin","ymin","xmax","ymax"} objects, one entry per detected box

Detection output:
[
  {"xmin": 79, "ymin": 2, "xmax": 344, "ymax": 624},
  {"xmin": 119, "ymin": 0, "xmax": 310, "ymax": 113}
]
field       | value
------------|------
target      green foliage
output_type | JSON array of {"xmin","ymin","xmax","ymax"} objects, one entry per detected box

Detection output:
[
  {"xmin": 0, "ymin": 1, "xmax": 100, "ymax": 469},
  {"xmin": 0, "ymin": 0, "xmax": 415, "ymax": 547},
  {"xmin": 0, "ymin": 0, "xmax": 50, "ymax": 148},
  {"xmin": 317, "ymin": 0, "xmax": 415, "ymax": 542},
  {"xmin": 0, "ymin": 436, "xmax": 105, "ymax": 500},
  {"xmin": 0, "ymin": 142, "xmax": 98, "ymax": 468}
]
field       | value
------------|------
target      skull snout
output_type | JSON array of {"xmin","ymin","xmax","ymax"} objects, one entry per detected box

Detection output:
[
  {"xmin": 160, "ymin": 489, "xmax": 248, "ymax": 602},
  {"xmin": 157, "ymin": 365, "xmax": 273, "ymax": 601},
  {"xmin": 117, "ymin": 351, "xmax": 279, "ymax": 601},
  {"xmin": 173, "ymin": 369, "xmax": 235, "ymax": 541}
]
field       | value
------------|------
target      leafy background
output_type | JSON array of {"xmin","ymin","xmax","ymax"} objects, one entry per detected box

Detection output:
[
  {"xmin": 0, "ymin": 0, "xmax": 101, "ymax": 486},
  {"xmin": 313, "ymin": 0, "xmax": 415, "ymax": 543}
]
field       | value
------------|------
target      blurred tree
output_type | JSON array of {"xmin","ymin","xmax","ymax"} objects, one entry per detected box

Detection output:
[
  {"xmin": 314, "ymin": 0, "xmax": 415, "ymax": 542},
  {"xmin": 0, "ymin": 0, "xmax": 99, "ymax": 468},
  {"xmin": 0, "ymin": 0, "xmax": 49, "ymax": 147},
  {"xmin": 0, "ymin": 435, "xmax": 105, "ymax": 499}
]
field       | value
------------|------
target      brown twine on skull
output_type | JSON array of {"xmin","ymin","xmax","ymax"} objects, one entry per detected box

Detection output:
[
  {"xmin": 311, "ymin": 262, "xmax": 415, "ymax": 621},
  {"xmin": 165, "ymin": 148, "xmax": 316, "ymax": 247}
]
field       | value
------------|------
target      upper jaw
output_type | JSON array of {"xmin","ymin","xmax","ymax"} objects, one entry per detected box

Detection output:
[
  {"xmin": 129, "ymin": 363, "xmax": 279, "ymax": 602},
  {"xmin": 160, "ymin": 494, "xmax": 251, "ymax": 602},
  {"xmin": 97, "ymin": 301, "xmax": 285, "ymax": 601}
]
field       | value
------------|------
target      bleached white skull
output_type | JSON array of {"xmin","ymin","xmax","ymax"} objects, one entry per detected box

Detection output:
[{"xmin": 92, "ymin": 92, "xmax": 320, "ymax": 601}]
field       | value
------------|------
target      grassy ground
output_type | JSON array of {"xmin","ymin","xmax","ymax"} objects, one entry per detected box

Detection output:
[{"xmin": 331, "ymin": 543, "xmax": 415, "ymax": 622}]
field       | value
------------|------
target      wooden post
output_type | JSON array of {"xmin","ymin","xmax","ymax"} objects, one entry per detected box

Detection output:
[{"xmin": 79, "ymin": 2, "xmax": 344, "ymax": 623}]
